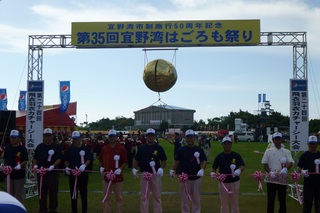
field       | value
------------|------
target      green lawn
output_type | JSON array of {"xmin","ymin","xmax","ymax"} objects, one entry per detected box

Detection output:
[{"xmin": 1, "ymin": 140, "xmax": 305, "ymax": 212}]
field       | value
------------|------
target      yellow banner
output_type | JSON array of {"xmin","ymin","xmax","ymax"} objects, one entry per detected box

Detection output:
[{"xmin": 71, "ymin": 20, "xmax": 260, "ymax": 48}]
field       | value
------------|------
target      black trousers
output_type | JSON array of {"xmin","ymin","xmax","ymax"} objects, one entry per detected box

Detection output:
[
  {"xmin": 303, "ymin": 185, "xmax": 320, "ymax": 213},
  {"xmin": 37, "ymin": 172, "xmax": 59, "ymax": 213},
  {"xmin": 127, "ymin": 151, "xmax": 134, "ymax": 168},
  {"xmin": 68, "ymin": 172, "xmax": 89, "ymax": 213},
  {"xmin": 266, "ymin": 182, "xmax": 287, "ymax": 213}
]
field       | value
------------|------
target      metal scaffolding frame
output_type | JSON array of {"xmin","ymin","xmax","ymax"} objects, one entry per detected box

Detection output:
[
  {"xmin": 28, "ymin": 32, "xmax": 307, "ymax": 81},
  {"xmin": 25, "ymin": 32, "xmax": 307, "ymax": 198}
]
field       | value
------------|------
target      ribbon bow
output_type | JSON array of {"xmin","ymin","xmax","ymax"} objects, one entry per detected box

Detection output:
[
  {"xmin": 142, "ymin": 172, "xmax": 153, "ymax": 201},
  {"xmin": 3, "ymin": 166, "xmax": 12, "ymax": 193},
  {"xmin": 79, "ymin": 150, "xmax": 85, "ymax": 164},
  {"xmin": 194, "ymin": 152, "xmax": 200, "ymax": 164},
  {"xmin": 290, "ymin": 171, "xmax": 303, "ymax": 205},
  {"xmin": 252, "ymin": 171, "xmax": 263, "ymax": 191},
  {"xmin": 72, "ymin": 167, "xmax": 82, "ymax": 199},
  {"xmin": 216, "ymin": 173, "xmax": 233, "ymax": 194},
  {"xmin": 280, "ymin": 157, "xmax": 287, "ymax": 168},
  {"xmin": 3, "ymin": 165, "xmax": 12, "ymax": 175},
  {"xmin": 102, "ymin": 171, "xmax": 116, "ymax": 203},
  {"xmin": 230, "ymin": 164, "xmax": 236, "ymax": 177},
  {"xmin": 179, "ymin": 173, "xmax": 192, "ymax": 201},
  {"xmin": 114, "ymin": 155, "xmax": 120, "ymax": 169},
  {"xmin": 149, "ymin": 161, "xmax": 156, "ymax": 174},
  {"xmin": 47, "ymin": 149, "xmax": 55, "ymax": 162},
  {"xmin": 36, "ymin": 167, "xmax": 47, "ymax": 199},
  {"xmin": 314, "ymin": 159, "xmax": 320, "ymax": 173}
]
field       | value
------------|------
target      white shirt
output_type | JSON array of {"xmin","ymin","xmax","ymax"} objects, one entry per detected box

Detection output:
[{"xmin": 261, "ymin": 147, "xmax": 294, "ymax": 185}]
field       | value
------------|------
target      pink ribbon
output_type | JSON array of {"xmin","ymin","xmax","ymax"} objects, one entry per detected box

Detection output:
[
  {"xmin": 216, "ymin": 173, "xmax": 233, "ymax": 194},
  {"xmin": 3, "ymin": 166, "xmax": 12, "ymax": 193},
  {"xmin": 253, "ymin": 171, "xmax": 263, "ymax": 191},
  {"xmin": 290, "ymin": 171, "xmax": 303, "ymax": 205},
  {"xmin": 143, "ymin": 172, "xmax": 153, "ymax": 201},
  {"xmin": 102, "ymin": 171, "xmax": 116, "ymax": 203},
  {"xmin": 72, "ymin": 167, "xmax": 81, "ymax": 199},
  {"xmin": 36, "ymin": 167, "xmax": 47, "ymax": 199},
  {"xmin": 179, "ymin": 173, "xmax": 192, "ymax": 201}
]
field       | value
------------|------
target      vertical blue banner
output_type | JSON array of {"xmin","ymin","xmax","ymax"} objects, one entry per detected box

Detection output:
[
  {"xmin": 0, "ymin": 88, "xmax": 8, "ymax": 110},
  {"xmin": 60, "ymin": 81, "xmax": 70, "ymax": 113},
  {"xmin": 262, "ymin": 93, "xmax": 266, "ymax": 102},
  {"xmin": 258, "ymin": 94, "xmax": 261, "ymax": 103},
  {"xmin": 18, "ymin": 90, "xmax": 27, "ymax": 110}
]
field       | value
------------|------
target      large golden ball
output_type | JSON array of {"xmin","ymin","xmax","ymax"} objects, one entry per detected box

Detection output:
[{"xmin": 143, "ymin": 59, "xmax": 177, "ymax": 92}]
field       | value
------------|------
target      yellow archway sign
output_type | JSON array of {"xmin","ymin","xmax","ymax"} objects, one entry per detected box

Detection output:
[{"xmin": 71, "ymin": 19, "xmax": 260, "ymax": 48}]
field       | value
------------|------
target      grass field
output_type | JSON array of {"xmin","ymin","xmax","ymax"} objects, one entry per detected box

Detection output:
[{"xmin": 1, "ymin": 140, "xmax": 305, "ymax": 213}]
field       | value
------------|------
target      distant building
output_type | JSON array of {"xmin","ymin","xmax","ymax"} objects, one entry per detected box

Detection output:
[
  {"xmin": 133, "ymin": 104, "xmax": 195, "ymax": 129},
  {"xmin": 234, "ymin": 118, "xmax": 248, "ymax": 131}
]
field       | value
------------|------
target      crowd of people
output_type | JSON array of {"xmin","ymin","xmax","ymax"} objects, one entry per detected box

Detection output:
[{"xmin": 0, "ymin": 128, "xmax": 319, "ymax": 213}]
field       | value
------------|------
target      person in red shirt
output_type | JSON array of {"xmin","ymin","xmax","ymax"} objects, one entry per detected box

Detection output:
[{"xmin": 99, "ymin": 129, "xmax": 127, "ymax": 213}]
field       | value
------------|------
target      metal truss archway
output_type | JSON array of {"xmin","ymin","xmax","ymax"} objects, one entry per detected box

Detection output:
[{"xmin": 28, "ymin": 32, "xmax": 307, "ymax": 80}]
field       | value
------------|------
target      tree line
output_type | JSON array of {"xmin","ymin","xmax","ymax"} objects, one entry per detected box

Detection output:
[{"xmin": 81, "ymin": 110, "xmax": 320, "ymax": 134}]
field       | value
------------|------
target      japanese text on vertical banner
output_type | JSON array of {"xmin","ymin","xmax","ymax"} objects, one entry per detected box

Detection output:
[
  {"xmin": 26, "ymin": 81, "xmax": 44, "ymax": 150},
  {"xmin": 290, "ymin": 79, "xmax": 308, "ymax": 151}
]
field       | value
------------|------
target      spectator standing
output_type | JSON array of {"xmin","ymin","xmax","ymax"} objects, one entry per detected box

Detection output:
[
  {"xmin": 167, "ymin": 132, "xmax": 182, "ymax": 174},
  {"xmin": 170, "ymin": 129, "xmax": 207, "ymax": 213},
  {"xmin": 261, "ymin": 132, "xmax": 294, "ymax": 213},
  {"xmin": 2, "ymin": 130, "xmax": 28, "ymax": 203},
  {"xmin": 168, "ymin": 132, "xmax": 182, "ymax": 158},
  {"xmin": 211, "ymin": 136, "xmax": 245, "ymax": 213},
  {"xmin": 132, "ymin": 128, "xmax": 167, "ymax": 213},
  {"xmin": 259, "ymin": 134, "xmax": 264, "ymax": 143},
  {"xmin": 297, "ymin": 135, "xmax": 320, "ymax": 213},
  {"xmin": 124, "ymin": 136, "xmax": 134, "ymax": 168},
  {"xmin": 99, "ymin": 129, "xmax": 127, "ymax": 213},
  {"xmin": 33, "ymin": 128, "xmax": 63, "ymax": 213},
  {"xmin": 64, "ymin": 131, "xmax": 91, "ymax": 213},
  {"xmin": 200, "ymin": 135, "xmax": 211, "ymax": 163}
]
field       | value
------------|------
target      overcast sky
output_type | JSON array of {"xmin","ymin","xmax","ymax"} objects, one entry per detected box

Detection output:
[{"xmin": 0, "ymin": 0, "xmax": 319, "ymax": 126}]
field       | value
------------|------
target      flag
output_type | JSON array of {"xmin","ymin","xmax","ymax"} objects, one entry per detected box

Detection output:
[
  {"xmin": 18, "ymin": 91, "xmax": 27, "ymax": 110},
  {"xmin": 262, "ymin": 94, "xmax": 266, "ymax": 102},
  {"xmin": 59, "ymin": 81, "xmax": 70, "ymax": 113},
  {"xmin": 0, "ymin": 88, "xmax": 8, "ymax": 110},
  {"xmin": 258, "ymin": 94, "xmax": 261, "ymax": 103}
]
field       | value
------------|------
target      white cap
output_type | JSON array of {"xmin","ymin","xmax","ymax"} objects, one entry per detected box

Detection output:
[
  {"xmin": 72, "ymin": 131, "xmax": 81, "ymax": 139},
  {"xmin": 185, "ymin": 129, "xmax": 195, "ymax": 137},
  {"xmin": 222, "ymin": 136, "xmax": 232, "ymax": 143},
  {"xmin": 308, "ymin": 135, "xmax": 318, "ymax": 144},
  {"xmin": 108, "ymin": 129, "xmax": 117, "ymax": 136},
  {"xmin": 43, "ymin": 128, "xmax": 53, "ymax": 134},
  {"xmin": 146, "ymin": 128, "xmax": 156, "ymax": 135},
  {"xmin": 272, "ymin": 132, "xmax": 282, "ymax": 139},
  {"xmin": 9, "ymin": 130, "xmax": 20, "ymax": 138}
]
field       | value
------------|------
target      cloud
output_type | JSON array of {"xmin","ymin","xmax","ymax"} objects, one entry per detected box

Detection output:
[{"xmin": 1, "ymin": 0, "xmax": 319, "ymax": 54}]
